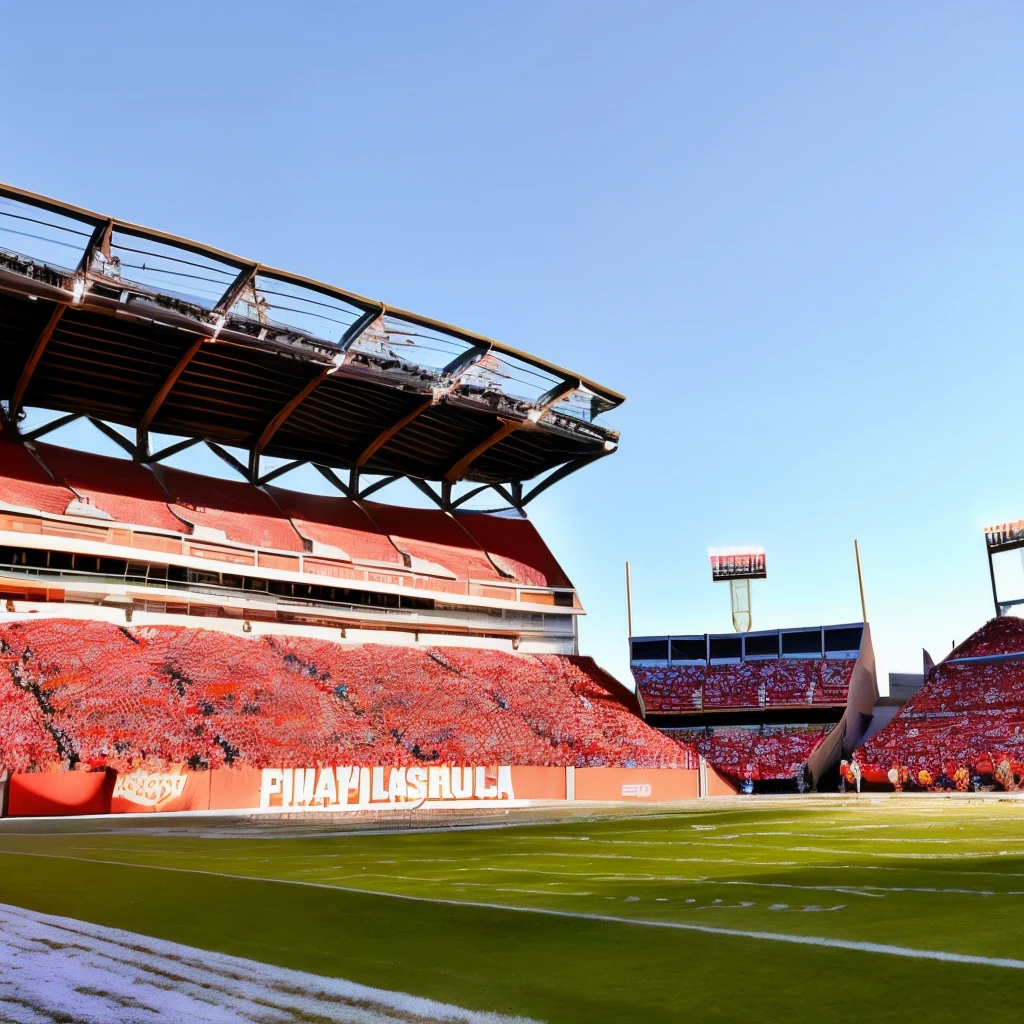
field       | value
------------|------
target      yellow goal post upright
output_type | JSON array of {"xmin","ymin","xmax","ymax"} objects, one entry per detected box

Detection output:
[{"xmin": 708, "ymin": 547, "xmax": 766, "ymax": 633}]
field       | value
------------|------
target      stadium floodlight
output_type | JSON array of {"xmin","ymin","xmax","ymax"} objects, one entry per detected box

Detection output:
[
  {"xmin": 709, "ymin": 547, "xmax": 766, "ymax": 633},
  {"xmin": 983, "ymin": 520, "xmax": 1024, "ymax": 617}
]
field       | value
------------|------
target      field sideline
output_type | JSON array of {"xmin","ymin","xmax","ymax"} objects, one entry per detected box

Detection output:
[{"xmin": 2, "ymin": 801, "xmax": 1024, "ymax": 1022}]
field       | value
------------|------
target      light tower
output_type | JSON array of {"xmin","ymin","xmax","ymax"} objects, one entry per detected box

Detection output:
[{"xmin": 709, "ymin": 546, "xmax": 766, "ymax": 633}]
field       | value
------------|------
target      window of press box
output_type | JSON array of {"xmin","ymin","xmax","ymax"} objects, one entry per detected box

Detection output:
[
  {"xmin": 670, "ymin": 638, "xmax": 707, "ymax": 661},
  {"xmin": 781, "ymin": 629, "xmax": 822, "ymax": 656},
  {"xmin": 709, "ymin": 636, "xmax": 743, "ymax": 660},
  {"xmin": 631, "ymin": 639, "xmax": 668, "ymax": 661},
  {"xmin": 743, "ymin": 633, "xmax": 780, "ymax": 658},
  {"xmin": 824, "ymin": 626, "xmax": 862, "ymax": 653}
]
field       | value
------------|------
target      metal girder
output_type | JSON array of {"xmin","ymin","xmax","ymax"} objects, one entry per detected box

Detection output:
[
  {"xmin": 21, "ymin": 412, "xmax": 81, "ymax": 441},
  {"xmin": 135, "ymin": 265, "xmax": 257, "ymax": 458},
  {"xmin": 313, "ymin": 463, "xmax": 353, "ymax": 499},
  {"xmin": 142, "ymin": 436, "xmax": 201, "ymax": 464},
  {"xmin": 257, "ymin": 460, "xmax": 303, "ymax": 487},
  {"xmin": 77, "ymin": 218, "xmax": 113, "ymax": 274},
  {"xmin": 136, "ymin": 336, "xmax": 206, "ymax": 454},
  {"xmin": 442, "ymin": 380, "xmax": 579, "ymax": 484},
  {"xmin": 520, "ymin": 450, "xmax": 611, "ymax": 506},
  {"xmin": 357, "ymin": 475, "xmax": 401, "ymax": 501},
  {"xmin": 86, "ymin": 417, "xmax": 137, "ymax": 458},
  {"xmin": 215, "ymin": 263, "xmax": 260, "ymax": 315},
  {"xmin": 10, "ymin": 301, "xmax": 69, "ymax": 419},
  {"xmin": 356, "ymin": 396, "xmax": 435, "ymax": 468},
  {"xmin": 248, "ymin": 305, "xmax": 384, "ymax": 480},
  {"xmin": 206, "ymin": 441, "xmax": 249, "ymax": 479},
  {"xmin": 441, "ymin": 342, "xmax": 490, "ymax": 379}
]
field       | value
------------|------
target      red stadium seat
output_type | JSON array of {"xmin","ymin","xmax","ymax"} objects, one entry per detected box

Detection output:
[
  {"xmin": 33, "ymin": 442, "xmax": 188, "ymax": 534},
  {"xmin": 362, "ymin": 502, "xmax": 505, "ymax": 581},
  {"xmin": 456, "ymin": 512, "xmax": 572, "ymax": 588},
  {"xmin": 0, "ymin": 620, "xmax": 696, "ymax": 773},
  {"xmin": 159, "ymin": 468, "xmax": 304, "ymax": 552},
  {"xmin": 267, "ymin": 486, "xmax": 403, "ymax": 565},
  {"xmin": 857, "ymin": 617, "xmax": 1024, "ymax": 785},
  {"xmin": 665, "ymin": 724, "xmax": 828, "ymax": 781},
  {"xmin": 0, "ymin": 439, "xmax": 76, "ymax": 517}
]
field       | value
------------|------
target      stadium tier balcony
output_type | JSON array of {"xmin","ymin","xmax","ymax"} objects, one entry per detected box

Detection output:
[
  {"xmin": 159, "ymin": 467, "xmax": 305, "ymax": 552},
  {"xmin": 0, "ymin": 439, "xmax": 76, "ymax": 518},
  {"xmin": 361, "ymin": 501, "xmax": 508, "ymax": 582},
  {"xmin": 665, "ymin": 724, "xmax": 829, "ymax": 781},
  {"xmin": 856, "ymin": 617, "xmax": 1024, "ymax": 785},
  {"xmin": 32, "ymin": 442, "xmax": 188, "ymax": 534},
  {"xmin": 266, "ymin": 487, "xmax": 404, "ymax": 565},
  {"xmin": 455, "ymin": 512, "xmax": 572, "ymax": 588},
  {"xmin": 0, "ymin": 619, "xmax": 694, "ymax": 773}
]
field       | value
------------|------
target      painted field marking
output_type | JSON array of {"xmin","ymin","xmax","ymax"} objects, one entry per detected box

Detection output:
[{"xmin": 1, "ymin": 849, "xmax": 1024, "ymax": 972}]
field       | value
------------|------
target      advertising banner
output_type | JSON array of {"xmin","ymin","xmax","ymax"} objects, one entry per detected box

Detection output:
[
  {"xmin": 4, "ymin": 765, "xmax": 722, "ymax": 817},
  {"xmin": 111, "ymin": 767, "xmax": 210, "ymax": 813},
  {"xmin": 574, "ymin": 767, "xmax": 700, "ymax": 802}
]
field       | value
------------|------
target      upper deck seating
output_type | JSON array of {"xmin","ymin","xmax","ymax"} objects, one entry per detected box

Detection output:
[
  {"xmin": 0, "ymin": 440, "xmax": 76, "ymax": 517},
  {"xmin": 857, "ymin": 618, "xmax": 1024, "ymax": 784},
  {"xmin": 266, "ymin": 487, "xmax": 402, "ymax": 565},
  {"xmin": 159, "ymin": 468, "xmax": 304, "ymax": 552},
  {"xmin": 457, "ymin": 512, "xmax": 572, "ymax": 588},
  {"xmin": 0, "ymin": 619, "xmax": 695, "ymax": 772},
  {"xmin": 634, "ymin": 659, "xmax": 853, "ymax": 713},
  {"xmin": 362, "ymin": 502, "xmax": 506, "ymax": 581},
  {"xmin": 33, "ymin": 443, "xmax": 187, "ymax": 534}
]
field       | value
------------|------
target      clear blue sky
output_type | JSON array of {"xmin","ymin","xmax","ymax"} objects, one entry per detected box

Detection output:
[{"xmin": 3, "ymin": 2, "xmax": 1022, "ymax": 688}]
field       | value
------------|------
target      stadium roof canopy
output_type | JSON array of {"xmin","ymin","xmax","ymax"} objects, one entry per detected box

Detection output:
[{"xmin": 0, "ymin": 184, "xmax": 622, "ymax": 510}]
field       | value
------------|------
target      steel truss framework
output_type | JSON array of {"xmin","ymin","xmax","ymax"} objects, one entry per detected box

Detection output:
[
  {"xmin": 0, "ymin": 405, "xmax": 612, "ymax": 513},
  {"xmin": 0, "ymin": 183, "xmax": 622, "ymax": 511}
]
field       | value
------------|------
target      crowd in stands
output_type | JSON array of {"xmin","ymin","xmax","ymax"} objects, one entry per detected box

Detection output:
[
  {"xmin": 857, "ymin": 617, "xmax": 1024, "ymax": 787},
  {"xmin": 0, "ymin": 619, "xmax": 694, "ymax": 773},
  {"xmin": 664, "ymin": 724, "xmax": 829, "ymax": 781},
  {"xmin": 634, "ymin": 659, "xmax": 854, "ymax": 713},
  {"xmin": 0, "ymin": 437, "xmax": 568, "ymax": 590}
]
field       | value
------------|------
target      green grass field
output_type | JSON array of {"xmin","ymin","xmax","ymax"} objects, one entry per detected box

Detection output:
[{"xmin": 3, "ymin": 800, "xmax": 1024, "ymax": 1022}]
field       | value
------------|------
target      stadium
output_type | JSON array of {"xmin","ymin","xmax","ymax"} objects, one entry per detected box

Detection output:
[{"xmin": 3, "ymin": 181, "xmax": 1024, "ymax": 1023}]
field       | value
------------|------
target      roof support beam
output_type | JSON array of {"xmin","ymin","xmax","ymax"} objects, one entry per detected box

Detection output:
[
  {"xmin": 248, "ymin": 304, "xmax": 384, "ymax": 477},
  {"xmin": 86, "ymin": 417, "xmax": 137, "ymax": 458},
  {"xmin": 356, "ymin": 396, "xmax": 434, "ymax": 469},
  {"xmin": 11, "ymin": 301, "xmax": 69, "ymax": 420},
  {"xmin": 357, "ymin": 475, "xmax": 401, "ymax": 501},
  {"xmin": 206, "ymin": 441, "xmax": 249, "ymax": 480},
  {"xmin": 78, "ymin": 218, "xmax": 113, "ymax": 275},
  {"xmin": 215, "ymin": 263, "xmax": 260, "ymax": 317},
  {"xmin": 442, "ymin": 380, "xmax": 579, "ymax": 484},
  {"xmin": 257, "ymin": 460, "xmax": 303, "ymax": 487},
  {"xmin": 520, "ymin": 450, "xmax": 611, "ymax": 507},
  {"xmin": 136, "ymin": 264, "xmax": 259, "ymax": 459},
  {"xmin": 143, "ymin": 436, "xmax": 201, "ymax": 465},
  {"xmin": 21, "ymin": 412, "xmax": 81, "ymax": 441},
  {"xmin": 313, "ymin": 463, "xmax": 353, "ymax": 499},
  {"xmin": 136, "ymin": 336, "xmax": 205, "ymax": 455}
]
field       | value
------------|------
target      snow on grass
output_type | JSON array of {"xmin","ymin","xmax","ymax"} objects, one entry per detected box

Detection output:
[{"xmin": 0, "ymin": 903, "xmax": 541, "ymax": 1024}]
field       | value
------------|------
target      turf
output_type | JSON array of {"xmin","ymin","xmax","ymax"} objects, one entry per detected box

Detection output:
[{"xmin": 2, "ymin": 801, "xmax": 1024, "ymax": 1022}]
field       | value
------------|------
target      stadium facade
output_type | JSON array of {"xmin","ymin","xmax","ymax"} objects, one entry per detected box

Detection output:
[{"xmin": 0, "ymin": 183, "xmax": 727, "ymax": 817}]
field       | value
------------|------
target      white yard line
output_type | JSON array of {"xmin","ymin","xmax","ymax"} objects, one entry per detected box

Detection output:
[
  {"xmin": 1, "ymin": 849, "xmax": 1022, "ymax": 972},
  {"xmin": 0, "ymin": 903, "xmax": 540, "ymax": 1024}
]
